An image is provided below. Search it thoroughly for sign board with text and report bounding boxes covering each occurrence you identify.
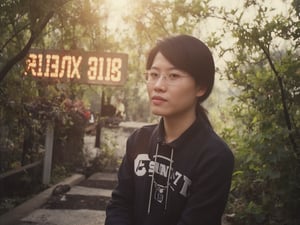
[24,49,128,86]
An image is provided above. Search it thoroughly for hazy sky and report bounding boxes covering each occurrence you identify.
[105,0,291,28]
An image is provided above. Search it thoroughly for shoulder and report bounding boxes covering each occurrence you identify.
[193,124,234,168]
[187,128,234,185]
[128,124,157,142]
[207,130,233,160]
[125,124,158,158]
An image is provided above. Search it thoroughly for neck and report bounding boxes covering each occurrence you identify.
[162,111,197,143]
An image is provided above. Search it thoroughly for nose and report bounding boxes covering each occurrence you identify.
[153,75,167,91]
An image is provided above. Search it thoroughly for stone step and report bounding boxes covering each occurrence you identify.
[43,194,110,210]
[78,179,117,190]
[16,172,117,225]
[68,186,112,197]
[40,172,117,211]
[88,172,117,182]
[20,209,105,225]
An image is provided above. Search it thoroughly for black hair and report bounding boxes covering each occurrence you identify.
[146,34,215,125]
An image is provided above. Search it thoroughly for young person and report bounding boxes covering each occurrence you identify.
[105,34,234,225]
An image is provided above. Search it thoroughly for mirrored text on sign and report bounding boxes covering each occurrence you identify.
[24,50,128,86]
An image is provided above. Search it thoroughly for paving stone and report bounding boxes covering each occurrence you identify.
[20,209,106,225]
[78,179,117,190]
[88,172,117,181]
[43,194,110,210]
[67,186,112,197]
[0,172,117,225]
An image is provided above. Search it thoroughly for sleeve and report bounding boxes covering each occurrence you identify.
[105,137,135,225]
[177,145,234,225]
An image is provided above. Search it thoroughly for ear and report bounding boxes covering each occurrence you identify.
[196,86,206,97]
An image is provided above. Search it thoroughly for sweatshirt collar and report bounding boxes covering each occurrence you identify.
[156,116,209,149]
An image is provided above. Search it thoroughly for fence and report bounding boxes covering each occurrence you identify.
[0,123,54,185]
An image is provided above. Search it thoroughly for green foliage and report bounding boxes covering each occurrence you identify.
[120,0,217,122]
[51,165,72,184]
[0,0,115,174]
[217,1,300,224]
[87,131,120,174]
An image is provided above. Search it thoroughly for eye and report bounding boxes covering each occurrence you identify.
[149,71,159,79]
[168,73,181,80]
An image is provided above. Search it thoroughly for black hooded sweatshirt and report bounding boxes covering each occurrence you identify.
[105,116,234,225]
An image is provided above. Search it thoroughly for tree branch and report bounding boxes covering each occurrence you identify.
[257,40,298,155]
[0,11,54,83]
[1,23,31,52]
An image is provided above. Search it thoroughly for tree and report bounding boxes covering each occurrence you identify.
[118,0,219,121]
[0,0,113,173]
[214,1,300,224]
[0,0,60,82]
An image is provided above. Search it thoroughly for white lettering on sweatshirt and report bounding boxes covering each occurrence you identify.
[134,153,192,197]
[134,154,150,176]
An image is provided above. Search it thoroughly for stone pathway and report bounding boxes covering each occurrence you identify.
[17,172,117,225]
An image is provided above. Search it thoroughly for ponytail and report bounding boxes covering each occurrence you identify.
[196,102,212,128]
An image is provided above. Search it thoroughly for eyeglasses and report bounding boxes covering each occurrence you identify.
[144,70,190,85]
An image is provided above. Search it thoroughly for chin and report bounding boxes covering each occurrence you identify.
[151,105,173,117]
[151,109,169,117]
[151,111,162,116]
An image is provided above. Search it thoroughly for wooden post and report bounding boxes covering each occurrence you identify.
[95,91,105,148]
[43,122,54,185]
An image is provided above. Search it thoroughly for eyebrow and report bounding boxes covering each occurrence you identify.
[150,66,179,71]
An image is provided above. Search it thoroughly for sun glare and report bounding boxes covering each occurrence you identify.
[105,0,130,30]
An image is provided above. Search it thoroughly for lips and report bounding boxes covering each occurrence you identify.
[151,96,167,105]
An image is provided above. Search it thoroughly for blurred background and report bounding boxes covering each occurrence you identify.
[0,0,299,224]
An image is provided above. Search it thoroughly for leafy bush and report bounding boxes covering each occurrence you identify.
[85,130,121,175]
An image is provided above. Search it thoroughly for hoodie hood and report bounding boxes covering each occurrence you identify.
[156,116,211,148]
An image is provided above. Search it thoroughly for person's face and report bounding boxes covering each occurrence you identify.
[146,52,205,119]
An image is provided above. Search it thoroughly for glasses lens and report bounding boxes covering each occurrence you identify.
[144,70,188,85]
